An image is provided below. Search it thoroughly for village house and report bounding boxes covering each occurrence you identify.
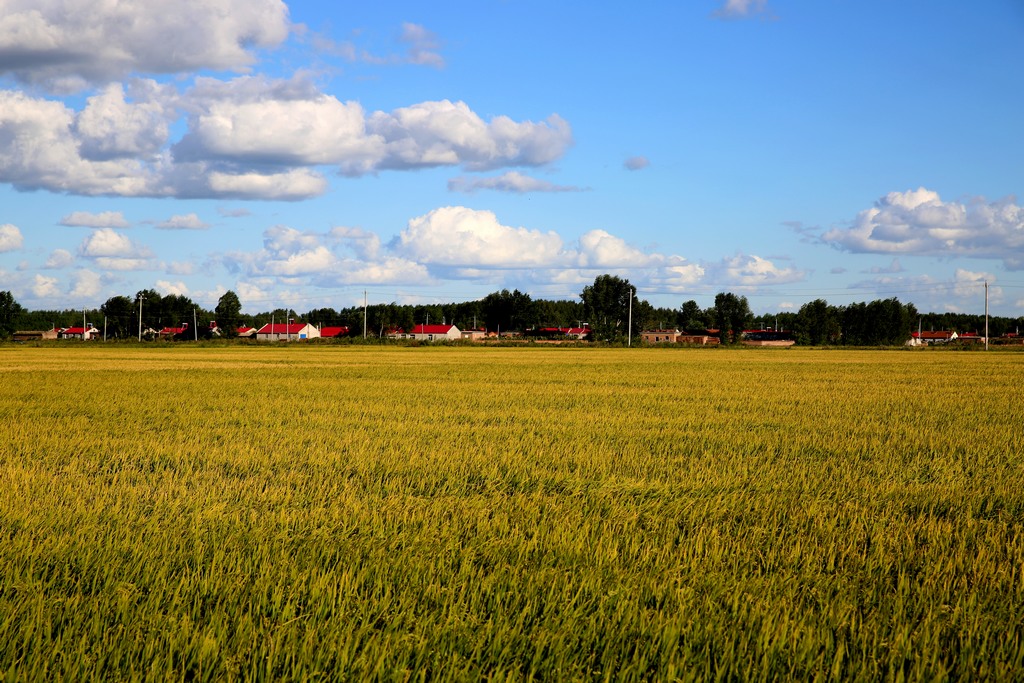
[158,322,190,339]
[406,323,461,342]
[58,324,100,340]
[12,328,59,342]
[909,330,958,346]
[255,322,321,341]
[318,326,350,339]
[641,329,682,344]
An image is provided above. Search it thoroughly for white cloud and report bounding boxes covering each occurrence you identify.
[315,257,431,286]
[32,274,60,298]
[953,268,1000,301]
[78,228,153,270]
[0,224,24,252]
[448,171,582,194]
[577,230,667,268]
[330,226,382,260]
[69,269,102,298]
[0,90,155,195]
[157,213,210,230]
[0,0,290,88]
[710,253,806,286]
[713,0,771,19]
[399,23,444,68]
[156,280,191,297]
[60,210,129,228]
[75,81,175,159]
[364,100,572,174]
[206,169,329,200]
[395,206,564,268]
[44,249,74,269]
[174,77,384,168]
[823,188,1024,268]
[166,261,196,275]
[0,75,573,199]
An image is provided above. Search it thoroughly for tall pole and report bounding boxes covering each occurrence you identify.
[138,297,143,341]
[985,281,989,351]
[83,308,86,341]
[363,290,367,339]
[628,287,633,347]
[193,308,198,341]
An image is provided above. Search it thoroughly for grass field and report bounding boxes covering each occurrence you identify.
[1,345,1022,681]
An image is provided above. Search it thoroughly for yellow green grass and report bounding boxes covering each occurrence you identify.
[1,346,1022,680]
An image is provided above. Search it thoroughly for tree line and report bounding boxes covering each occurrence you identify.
[2,275,1020,344]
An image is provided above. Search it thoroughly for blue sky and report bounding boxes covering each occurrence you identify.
[2,0,1023,316]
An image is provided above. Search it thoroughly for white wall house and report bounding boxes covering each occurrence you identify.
[255,322,321,341]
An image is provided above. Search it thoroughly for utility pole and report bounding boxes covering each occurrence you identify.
[193,308,198,341]
[138,296,143,341]
[363,290,367,339]
[985,281,989,351]
[627,287,634,347]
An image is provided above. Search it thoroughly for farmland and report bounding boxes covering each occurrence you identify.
[1,345,1022,680]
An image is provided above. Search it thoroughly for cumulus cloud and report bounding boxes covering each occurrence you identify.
[395,206,564,268]
[75,81,176,160]
[78,228,153,270]
[364,100,572,175]
[44,249,75,269]
[60,210,129,228]
[624,156,650,171]
[0,224,24,251]
[708,253,806,287]
[0,74,573,199]
[32,274,61,298]
[823,188,1024,268]
[157,213,210,230]
[330,226,382,260]
[0,90,157,195]
[448,171,583,194]
[0,0,290,89]
[69,269,102,298]
[156,280,191,297]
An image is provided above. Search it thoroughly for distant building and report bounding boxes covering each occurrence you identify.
[255,322,320,341]
[59,324,100,340]
[407,324,461,342]
[641,329,681,344]
[12,329,59,342]
[318,326,350,339]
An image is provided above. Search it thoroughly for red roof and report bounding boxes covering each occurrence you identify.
[237,326,254,333]
[256,323,308,334]
[410,324,456,334]
[159,325,188,335]
[62,327,90,334]
[319,326,349,338]
[913,331,955,340]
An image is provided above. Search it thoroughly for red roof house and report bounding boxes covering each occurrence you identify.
[255,322,320,341]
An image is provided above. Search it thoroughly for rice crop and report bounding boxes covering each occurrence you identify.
[1,345,1022,681]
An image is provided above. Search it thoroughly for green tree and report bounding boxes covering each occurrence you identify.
[0,290,24,336]
[678,300,706,332]
[713,292,752,344]
[481,289,535,333]
[100,296,135,339]
[215,291,243,338]
[580,275,638,342]
[796,299,841,346]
